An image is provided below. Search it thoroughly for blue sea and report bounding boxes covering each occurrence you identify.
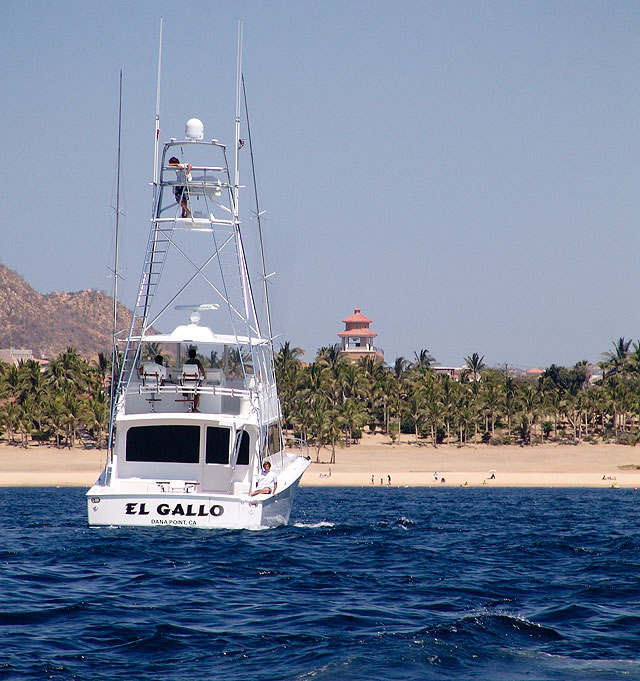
[2,487,640,680]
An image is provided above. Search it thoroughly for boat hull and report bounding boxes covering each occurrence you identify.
[86,475,303,530]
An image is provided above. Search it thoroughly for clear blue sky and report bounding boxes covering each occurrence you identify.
[2,1,639,369]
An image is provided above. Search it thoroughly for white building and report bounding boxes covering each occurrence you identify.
[0,348,34,365]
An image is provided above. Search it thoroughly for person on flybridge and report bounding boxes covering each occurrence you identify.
[139,355,167,385]
[183,347,206,412]
[169,156,192,217]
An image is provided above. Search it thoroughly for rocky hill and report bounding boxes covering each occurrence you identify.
[0,264,137,360]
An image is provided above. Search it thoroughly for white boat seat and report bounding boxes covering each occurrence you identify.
[181,365,201,386]
[141,362,165,387]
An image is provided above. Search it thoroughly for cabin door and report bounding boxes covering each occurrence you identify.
[201,425,233,493]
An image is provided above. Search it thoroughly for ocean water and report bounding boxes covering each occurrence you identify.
[1,487,640,680]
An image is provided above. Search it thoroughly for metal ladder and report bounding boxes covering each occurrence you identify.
[118,220,172,389]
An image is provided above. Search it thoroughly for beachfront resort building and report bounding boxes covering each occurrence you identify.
[0,348,33,366]
[432,366,466,381]
[338,308,384,364]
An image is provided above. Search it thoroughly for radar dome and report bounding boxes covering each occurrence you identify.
[185,118,204,141]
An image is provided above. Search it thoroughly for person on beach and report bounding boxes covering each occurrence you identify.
[169,156,192,217]
[371,475,374,484]
[250,461,278,496]
[387,475,391,486]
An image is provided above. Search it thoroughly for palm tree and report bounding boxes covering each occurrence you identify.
[0,401,19,445]
[407,384,425,443]
[16,398,34,448]
[423,392,444,447]
[374,368,396,435]
[518,384,539,444]
[412,349,435,369]
[600,337,633,378]
[438,374,457,443]
[80,393,108,448]
[503,374,518,439]
[315,344,344,373]
[60,386,81,448]
[275,341,304,383]
[392,357,410,380]
[455,391,473,445]
[625,342,640,375]
[309,394,331,462]
[340,397,368,447]
[339,363,361,403]
[542,388,562,441]
[464,352,486,382]
[481,375,503,440]
[276,342,305,431]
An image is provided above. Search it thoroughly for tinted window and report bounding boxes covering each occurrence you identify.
[206,427,230,464]
[126,425,200,463]
[268,423,282,455]
[236,430,250,465]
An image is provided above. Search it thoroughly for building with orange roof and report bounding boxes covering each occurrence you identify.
[337,308,384,364]
[525,367,545,376]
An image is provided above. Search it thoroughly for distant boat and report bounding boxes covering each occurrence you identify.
[87,37,310,529]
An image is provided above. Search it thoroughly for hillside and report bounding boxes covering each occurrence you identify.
[0,264,136,360]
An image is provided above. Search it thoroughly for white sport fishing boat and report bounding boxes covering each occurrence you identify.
[87,43,310,529]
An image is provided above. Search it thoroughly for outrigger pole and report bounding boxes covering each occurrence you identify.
[232,21,260,338]
[108,70,124,458]
[234,20,243,224]
[153,17,163,186]
[241,73,275,354]
[233,21,254,326]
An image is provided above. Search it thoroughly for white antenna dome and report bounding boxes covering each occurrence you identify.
[185,118,204,141]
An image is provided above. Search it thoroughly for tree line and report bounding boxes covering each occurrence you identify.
[276,337,640,462]
[0,348,109,448]
[1,338,639,453]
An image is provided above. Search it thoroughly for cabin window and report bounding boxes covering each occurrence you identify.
[205,427,230,464]
[236,430,250,465]
[126,425,200,463]
[267,423,282,456]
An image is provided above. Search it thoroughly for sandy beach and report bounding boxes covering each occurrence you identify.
[1,433,640,488]
[301,433,640,489]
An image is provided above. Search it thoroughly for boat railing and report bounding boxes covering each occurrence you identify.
[285,436,310,460]
[154,217,235,227]
[161,165,228,189]
[134,383,253,399]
